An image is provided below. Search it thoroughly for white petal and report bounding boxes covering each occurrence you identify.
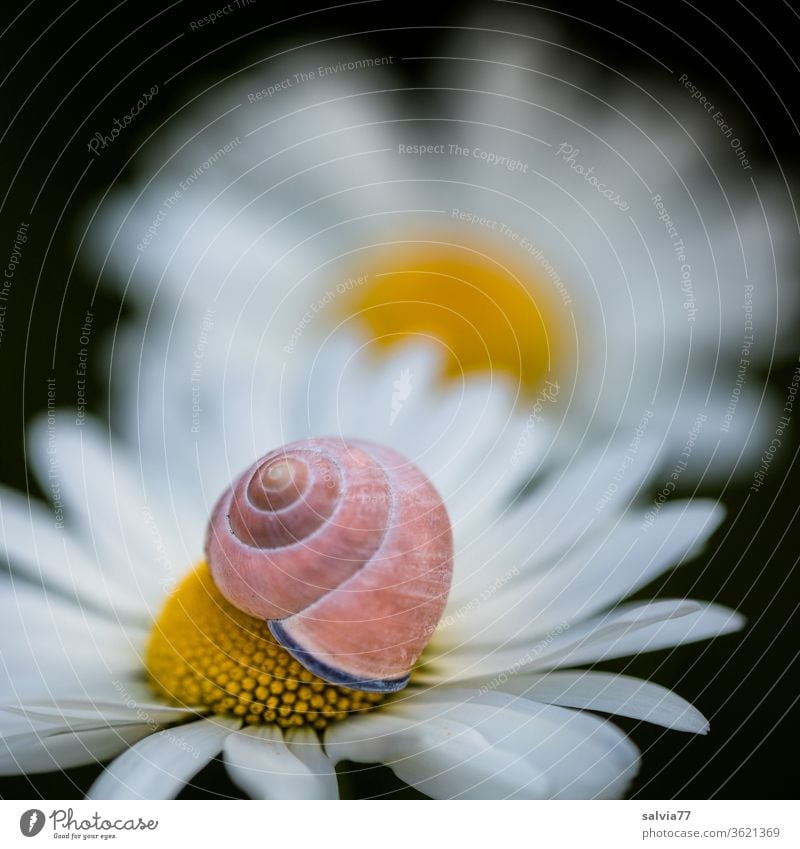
[532,600,745,670]
[0,721,154,775]
[224,725,339,799]
[496,671,709,733]
[311,340,444,452]
[87,51,411,319]
[0,487,145,620]
[87,717,239,799]
[295,335,532,517]
[2,698,193,728]
[445,437,662,612]
[669,384,781,486]
[424,599,743,684]
[326,688,638,799]
[297,338,533,523]
[328,711,545,799]
[0,572,144,704]
[443,500,724,650]
[110,320,285,551]
[27,415,179,613]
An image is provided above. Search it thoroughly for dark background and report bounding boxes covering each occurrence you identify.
[0,0,798,799]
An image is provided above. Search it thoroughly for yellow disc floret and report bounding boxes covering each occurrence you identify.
[339,238,570,396]
[146,563,386,729]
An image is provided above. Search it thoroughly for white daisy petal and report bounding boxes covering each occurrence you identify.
[674,383,781,485]
[108,322,221,515]
[87,717,239,800]
[0,486,145,620]
[284,726,340,795]
[328,710,546,799]
[1,699,193,728]
[326,689,639,799]
[532,600,745,670]
[109,319,290,549]
[496,671,709,734]
[287,332,381,439]
[0,573,144,704]
[443,16,594,145]
[0,721,154,775]
[425,600,743,684]
[445,501,724,648]
[0,694,195,779]
[26,415,179,613]
[223,725,339,799]
[90,53,412,328]
[295,336,533,518]
[445,437,663,609]
[440,394,540,501]
[317,341,446,452]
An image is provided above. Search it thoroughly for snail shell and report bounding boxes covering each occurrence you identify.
[204,437,454,692]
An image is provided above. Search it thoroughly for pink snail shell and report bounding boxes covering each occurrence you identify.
[204,437,454,692]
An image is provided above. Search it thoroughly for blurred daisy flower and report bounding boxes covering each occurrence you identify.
[85,19,797,482]
[0,326,743,799]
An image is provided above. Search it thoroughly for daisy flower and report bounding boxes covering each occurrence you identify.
[85,16,797,482]
[0,327,743,799]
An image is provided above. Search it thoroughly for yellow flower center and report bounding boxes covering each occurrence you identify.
[146,563,386,729]
[339,237,571,395]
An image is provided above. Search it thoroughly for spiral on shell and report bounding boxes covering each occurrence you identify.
[204,437,454,692]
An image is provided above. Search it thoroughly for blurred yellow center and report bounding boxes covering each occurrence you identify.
[146,563,386,730]
[341,240,568,394]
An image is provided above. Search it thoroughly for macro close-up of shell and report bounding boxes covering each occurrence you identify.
[206,438,454,691]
